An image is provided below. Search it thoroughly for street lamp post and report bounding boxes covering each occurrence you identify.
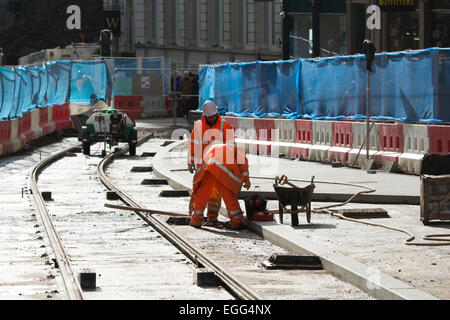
[362,40,376,161]
[281,0,290,60]
[312,0,320,58]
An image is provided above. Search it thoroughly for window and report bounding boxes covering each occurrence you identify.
[144,0,157,43]
[386,12,420,51]
[185,0,200,46]
[255,0,274,49]
[230,0,247,49]
[319,14,347,56]
[207,0,223,47]
[431,11,450,48]
[291,14,313,58]
[164,0,177,45]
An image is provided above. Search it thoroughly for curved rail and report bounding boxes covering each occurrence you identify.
[97,135,261,300]
[29,145,84,300]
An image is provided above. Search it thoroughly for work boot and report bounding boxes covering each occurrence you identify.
[203,216,219,227]
[190,221,202,229]
[224,221,246,231]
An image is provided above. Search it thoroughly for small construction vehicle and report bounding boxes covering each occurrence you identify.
[80,109,137,156]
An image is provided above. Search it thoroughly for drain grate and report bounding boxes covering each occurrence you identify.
[261,253,323,270]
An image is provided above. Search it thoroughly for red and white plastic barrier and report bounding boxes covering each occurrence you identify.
[274,118,295,157]
[398,124,428,173]
[428,125,450,154]
[9,118,24,153]
[328,121,353,164]
[291,119,313,160]
[220,116,450,174]
[0,120,11,155]
[19,112,34,143]
[236,117,257,154]
[114,96,144,120]
[254,118,276,156]
[309,120,332,162]
[373,123,404,165]
[52,103,72,130]
[39,107,56,136]
[1,102,72,156]
[348,121,379,167]
[30,109,43,140]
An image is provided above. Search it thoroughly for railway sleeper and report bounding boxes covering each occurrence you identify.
[261,253,323,270]
[193,267,221,288]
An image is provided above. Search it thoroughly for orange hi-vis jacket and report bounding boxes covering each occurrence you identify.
[193,143,250,195]
[187,115,234,169]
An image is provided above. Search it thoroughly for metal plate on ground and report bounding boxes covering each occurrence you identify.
[141,152,156,157]
[339,208,390,219]
[159,190,190,197]
[161,141,175,147]
[141,179,168,185]
[166,217,191,225]
[131,166,153,172]
[261,253,323,270]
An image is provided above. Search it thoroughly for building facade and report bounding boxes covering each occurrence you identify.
[106,0,284,68]
[285,0,450,58]
[106,0,449,65]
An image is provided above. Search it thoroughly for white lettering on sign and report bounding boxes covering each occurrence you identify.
[366,5,381,30]
[66,5,81,30]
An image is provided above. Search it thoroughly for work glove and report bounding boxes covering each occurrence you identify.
[188,164,196,174]
[243,180,251,190]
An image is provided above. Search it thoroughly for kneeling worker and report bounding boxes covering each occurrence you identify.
[190,142,251,230]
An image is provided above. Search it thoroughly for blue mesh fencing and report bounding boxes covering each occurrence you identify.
[105,57,171,96]
[199,48,450,123]
[0,60,112,120]
[0,68,16,119]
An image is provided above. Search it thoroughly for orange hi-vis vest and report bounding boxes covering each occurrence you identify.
[193,143,249,195]
[187,115,234,169]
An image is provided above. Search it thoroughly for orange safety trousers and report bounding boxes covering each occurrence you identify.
[191,171,243,227]
[188,187,221,219]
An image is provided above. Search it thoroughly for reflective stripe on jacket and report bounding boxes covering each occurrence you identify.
[193,143,249,194]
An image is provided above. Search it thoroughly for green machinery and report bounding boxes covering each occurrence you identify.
[80,109,138,156]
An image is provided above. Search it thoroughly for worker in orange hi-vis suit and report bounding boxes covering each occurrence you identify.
[187,101,235,226]
[190,142,251,230]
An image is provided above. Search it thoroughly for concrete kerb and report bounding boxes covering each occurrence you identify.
[152,140,438,301]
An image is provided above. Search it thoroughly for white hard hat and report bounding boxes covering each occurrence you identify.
[202,101,218,117]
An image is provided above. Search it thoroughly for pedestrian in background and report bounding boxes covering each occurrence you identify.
[179,71,193,117]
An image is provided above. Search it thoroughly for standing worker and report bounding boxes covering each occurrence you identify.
[187,100,235,226]
[179,71,193,117]
[190,142,251,230]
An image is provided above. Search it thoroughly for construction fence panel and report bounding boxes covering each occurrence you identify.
[107,57,172,119]
[199,48,450,123]
[0,60,112,121]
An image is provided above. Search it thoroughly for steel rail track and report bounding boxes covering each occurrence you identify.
[29,145,84,300]
[97,134,261,300]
